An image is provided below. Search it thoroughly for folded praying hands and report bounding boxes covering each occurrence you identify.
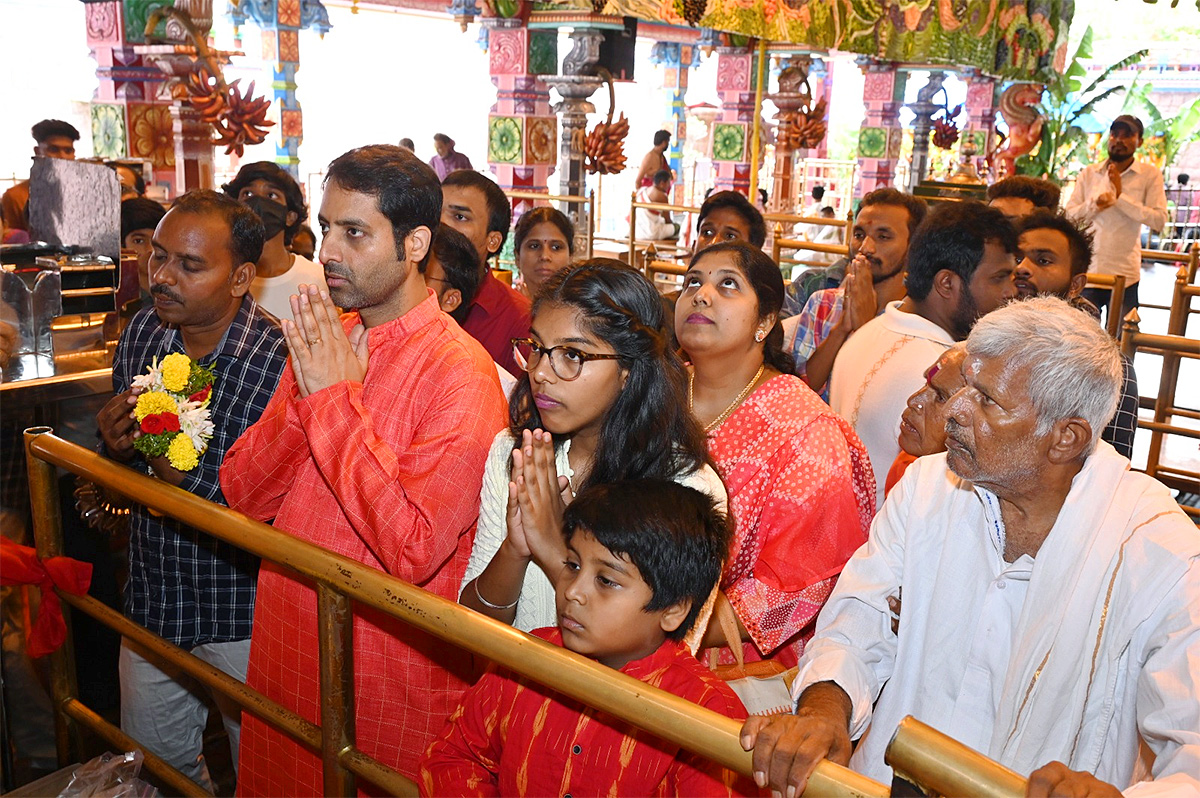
[282,284,368,398]
[506,429,573,580]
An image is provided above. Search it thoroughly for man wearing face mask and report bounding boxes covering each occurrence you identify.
[223,162,326,320]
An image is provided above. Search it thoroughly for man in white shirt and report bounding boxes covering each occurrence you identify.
[1065,115,1168,321]
[223,161,327,320]
[742,297,1200,798]
[829,201,1017,506]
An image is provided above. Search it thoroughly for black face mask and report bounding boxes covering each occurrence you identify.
[243,195,289,241]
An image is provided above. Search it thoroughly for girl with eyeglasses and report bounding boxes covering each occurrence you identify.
[460,259,727,634]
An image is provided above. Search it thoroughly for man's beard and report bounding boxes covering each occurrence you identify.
[949,287,980,341]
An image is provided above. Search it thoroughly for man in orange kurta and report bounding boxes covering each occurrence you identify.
[220,145,506,794]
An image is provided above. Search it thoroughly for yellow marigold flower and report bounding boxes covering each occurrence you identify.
[167,434,200,472]
[161,353,192,392]
[135,391,177,422]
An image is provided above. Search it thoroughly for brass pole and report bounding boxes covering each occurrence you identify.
[24,431,886,798]
[1120,309,1141,361]
[23,427,79,767]
[318,585,356,798]
[885,716,1025,798]
[61,698,209,797]
[588,188,596,258]
[748,38,767,200]
[60,591,322,750]
[340,746,420,798]
[628,191,637,267]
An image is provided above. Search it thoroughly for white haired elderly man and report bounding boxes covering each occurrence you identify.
[741,296,1200,798]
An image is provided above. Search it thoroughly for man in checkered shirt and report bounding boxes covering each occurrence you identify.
[96,190,287,791]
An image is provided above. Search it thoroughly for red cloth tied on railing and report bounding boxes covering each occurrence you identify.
[0,537,92,657]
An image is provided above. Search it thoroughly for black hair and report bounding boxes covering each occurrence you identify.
[1019,209,1094,278]
[292,223,316,246]
[653,130,671,147]
[811,185,825,201]
[688,242,795,374]
[858,187,928,238]
[513,207,575,255]
[653,169,673,186]
[441,169,512,252]
[324,144,442,268]
[433,133,453,145]
[31,119,80,144]
[430,224,484,323]
[986,175,1062,212]
[819,205,836,216]
[108,162,146,196]
[509,259,709,489]
[563,480,730,641]
[905,201,1019,302]
[399,138,415,151]
[696,191,767,248]
[222,161,308,245]
[169,189,265,267]
[121,197,166,241]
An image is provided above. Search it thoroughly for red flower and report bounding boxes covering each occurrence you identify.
[141,413,180,435]
[188,385,211,403]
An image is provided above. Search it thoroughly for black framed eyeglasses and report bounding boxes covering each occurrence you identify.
[511,337,621,381]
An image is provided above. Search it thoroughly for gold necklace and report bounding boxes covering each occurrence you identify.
[689,363,766,433]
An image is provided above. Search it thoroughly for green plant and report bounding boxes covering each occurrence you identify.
[1017,26,1148,183]
[1119,76,1200,173]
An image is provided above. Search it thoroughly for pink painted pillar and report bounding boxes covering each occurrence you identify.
[486,24,558,220]
[85,0,176,196]
[962,69,999,178]
[854,57,907,198]
[712,47,755,195]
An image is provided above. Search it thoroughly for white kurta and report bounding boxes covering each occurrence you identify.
[1064,160,1167,285]
[793,445,1200,796]
[463,430,728,633]
[828,301,954,507]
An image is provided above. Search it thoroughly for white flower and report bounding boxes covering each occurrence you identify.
[132,357,164,392]
[177,402,215,452]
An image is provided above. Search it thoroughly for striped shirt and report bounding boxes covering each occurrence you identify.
[111,295,286,648]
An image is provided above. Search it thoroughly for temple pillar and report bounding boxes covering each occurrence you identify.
[712,46,755,195]
[808,56,832,160]
[230,1,332,178]
[906,71,946,190]
[962,69,999,179]
[854,57,907,198]
[485,22,558,220]
[648,41,699,202]
[85,1,175,195]
[769,54,813,214]
[545,27,604,250]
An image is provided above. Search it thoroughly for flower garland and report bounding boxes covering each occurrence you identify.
[131,353,216,472]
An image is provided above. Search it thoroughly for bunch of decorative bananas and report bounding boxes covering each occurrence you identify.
[778,97,828,150]
[582,113,629,175]
[185,66,275,156]
[931,104,962,150]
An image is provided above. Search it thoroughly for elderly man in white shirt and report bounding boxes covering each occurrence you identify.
[1065,115,1168,320]
[742,297,1200,798]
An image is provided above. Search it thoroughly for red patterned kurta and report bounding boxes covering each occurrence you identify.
[419,628,756,797]
[709,375,875,668]
[220,294,507,795]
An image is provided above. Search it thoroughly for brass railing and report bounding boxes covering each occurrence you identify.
[1119,316,1200,517]
[773,236,852,269]
[885,716,1025,798]
[503,189,595,259]
[23,429,888,798]
[1083,273,1127,338]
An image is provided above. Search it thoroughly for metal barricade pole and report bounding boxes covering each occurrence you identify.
[23,427,79,768]
[317,585,357,798]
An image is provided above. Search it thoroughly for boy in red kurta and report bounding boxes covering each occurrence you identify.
[220,146,507,794]
[420,480,755,797]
